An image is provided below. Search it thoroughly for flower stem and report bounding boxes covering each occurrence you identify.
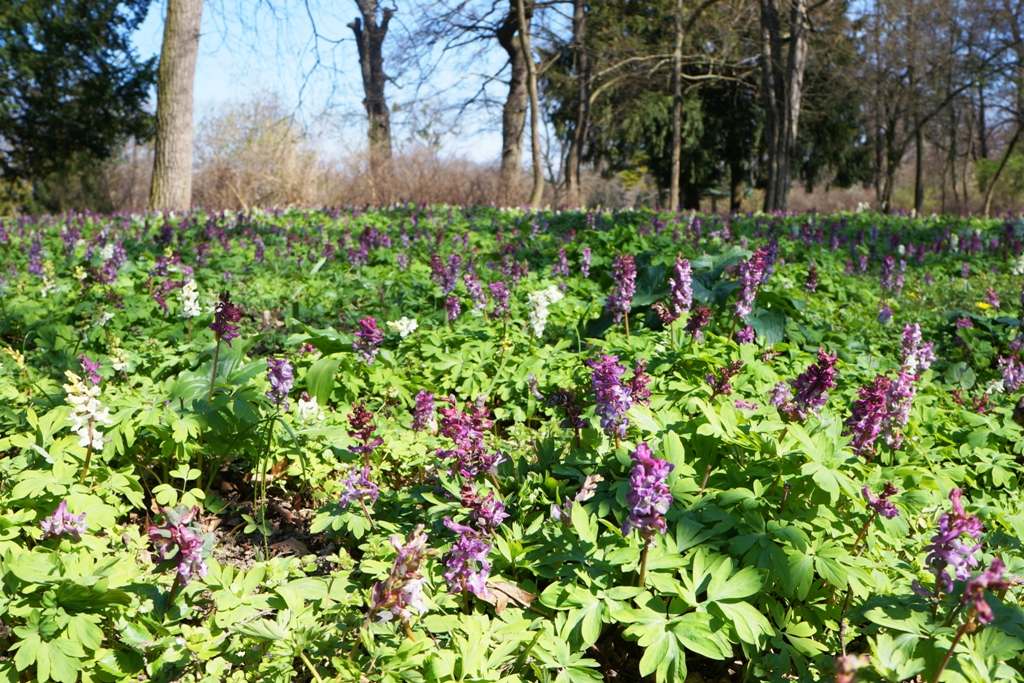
[699,464,712,494]
[850,511,877,557]
[403,621,417,642]
[359,498,377,530]
[207,337,221,405]
[298,650,324,683]
[931,622,969,683]
[624,313,630,339]
[164,572,182,619]
[78,435,93,486]
[637,536,652,587]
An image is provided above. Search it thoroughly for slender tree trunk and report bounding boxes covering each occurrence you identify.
[978,82,989,160]
[349,0,393,197]
[984,124,1021,217]
[730,157,743,212]
[149,0,203,211]
[497,2,532,205]
[669,0,683,211]
[516,0,543,208]
[758,0,808,212]
[914,125,924,213]
[564,0,589,207]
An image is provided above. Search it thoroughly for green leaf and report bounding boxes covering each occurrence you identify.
[305,357,340,407]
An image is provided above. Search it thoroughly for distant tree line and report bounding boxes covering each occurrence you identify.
[1,0,1022,214]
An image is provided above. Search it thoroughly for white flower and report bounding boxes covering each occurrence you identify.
[296,394,325,424]
[100,244,115,261]
[94,311,115,328]
[985,379,1005,395]
[527,285,564,338]
[897,244,906,256]
[387,317,418,338]
[179,280,201,319]
[63,371,112,451]
[950,234,960,252]
[1011,255,1024,276]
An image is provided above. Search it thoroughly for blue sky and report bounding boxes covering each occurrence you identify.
[131,0,507,163]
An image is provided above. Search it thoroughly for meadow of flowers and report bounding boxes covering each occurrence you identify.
[0,207,1023,683]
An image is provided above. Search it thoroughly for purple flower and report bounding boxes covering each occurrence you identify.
[805,262,819,293]
[488,282,510,318]
[668,255,693,317]
[845,375,890,457]
[78,354,101,386]
[347,402,383,459]
[338,465,379,509]
[552,248,570,278]
[265,358,293,410]
[894,259,906,296]
[622,443,674,537]
[925,272,934,286]
[209,292,243,346]
[437,398,505,478]
[580,247,592,278]
[429,253,459,294]
[862,483,899,519]
[369,525,432,623]
[445,295,461,324]
[999,356,1024,392]
[901,323,936,374]
[547,388,589,431]
[883,371,916,449]
[737,325,756,344]
[585,354,632,439]
[786,348,838,419]
[684,304,712,341]
[964,559,1009,625]
[706,360,744,400]
[879,255,895,292]
[605,254,637,324]
[735,248,768,318]
[924,488,983,593]
[461,484,508,534]
[412,390,436,432]
[769,381,793,409]
[551,474,603,526]
[463,272,488,313]
[442,517,491,597]
[962,262,970,279]
[878,302,893,325]
[148,505,210,584]
[396,252,408,271]
[734,400,758,411]
[956,317,973,329]
[353,317,384,365]
[40,500,87,541]
[986,287,1001,309]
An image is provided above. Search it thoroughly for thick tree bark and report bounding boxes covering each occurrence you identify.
[497,2,532,205]
[349,0,393,190]
[149,0,203,211]
[564,0,589,207]
[515,0,543,208]
[669,0,683,211]
[758,0,808,212]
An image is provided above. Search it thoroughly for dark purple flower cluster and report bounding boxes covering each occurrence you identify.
[580,247,592,278]
[777,348,838,421]
[585,355,633,439]
[805,261,819,293]
[430,253,460,294]
[369,525,432,624]
[339,465,379,509]
[552,248,570,278]
[862,483,899,519]
[706,360,744,400]
[735,249,768,318]
[78,354,102,385]
[877,302,893,324]
[924,489,983,594]
[488,282,510,318]
[964,558,1009,624]
[209,292,243,346]
[668,255,693,318]
[684,304,712,341]
[986,287,1001,308]
[956,316,973,329]
[411,390,436,432]
[40,500,87,541]
[547,387,589,431]
[460,483,508,534]
[442,518,491,597]
[879,255,895,292]
[437,398,505,478]
[353,317,384,365]
[347,401,383,459]
[463,272,488,313]
[265,358,293,410]
[605,254,637,324]
[622,443,674,537]
[445,295,461,324]
[148,505,210,584]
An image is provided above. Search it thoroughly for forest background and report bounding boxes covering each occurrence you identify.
[2,0,1024,215]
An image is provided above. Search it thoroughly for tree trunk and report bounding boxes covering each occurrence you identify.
[914,125,924,213]
[984,124,1021,217]
[758,0,808,213]
[564,0,589,208]
[349,0,393,194]
[978,82,988,160]
[730,156,743,212]
[516,0,543,208]
[149,0,203,211]
[669,0,683,211]
[497,2,532,205]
